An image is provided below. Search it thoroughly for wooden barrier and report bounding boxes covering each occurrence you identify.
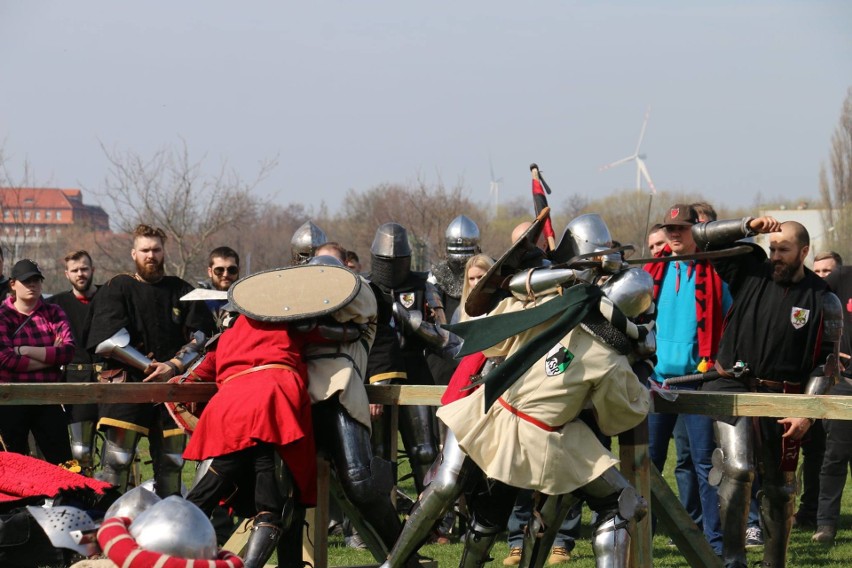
[2,382,849,568]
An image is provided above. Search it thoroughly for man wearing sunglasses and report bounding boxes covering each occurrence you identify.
[207,247,240,291]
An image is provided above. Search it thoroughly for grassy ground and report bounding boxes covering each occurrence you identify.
[134,436,852,567]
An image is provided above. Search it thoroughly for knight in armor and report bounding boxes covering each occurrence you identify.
[84,224,215,497]
[47,250,101,476]
[692,217,841,568]
[280,244,409,564]
[290,220,328,265]
[381,214,656,568]
[366,222,443,494]
[426,214,481,388]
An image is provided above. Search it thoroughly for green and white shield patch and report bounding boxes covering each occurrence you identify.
[545,343,574,376]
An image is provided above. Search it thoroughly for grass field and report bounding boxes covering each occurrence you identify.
[135,435,852,567]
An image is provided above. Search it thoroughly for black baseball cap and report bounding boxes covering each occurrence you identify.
[11,259,44,281]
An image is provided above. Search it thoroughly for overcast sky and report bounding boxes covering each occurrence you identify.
[1,1,850,216]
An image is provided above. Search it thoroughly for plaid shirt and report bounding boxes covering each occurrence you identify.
[0,296,75,383]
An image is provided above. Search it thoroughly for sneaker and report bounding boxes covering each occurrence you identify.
[812,525,837,544]
[502,546,522,566]
[745,526,763,548]
[345,533,368,549]
[547,546,571,565]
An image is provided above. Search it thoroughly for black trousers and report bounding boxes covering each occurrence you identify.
[817,380,852,527]
[0,405,71,465]
[187,443,285,518]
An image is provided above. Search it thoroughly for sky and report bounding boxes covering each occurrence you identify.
[1,1,850,217]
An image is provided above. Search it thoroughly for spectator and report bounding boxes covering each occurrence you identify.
[813,251,842,279]
[812,261,852,544]
[644,204,728,555]
[0,259,75,464]
[47,250,100,475]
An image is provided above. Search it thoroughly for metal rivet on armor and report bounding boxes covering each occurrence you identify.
[283,306,290,311]
[323,299,329,304]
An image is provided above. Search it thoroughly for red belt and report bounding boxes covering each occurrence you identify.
[498,397,562,432]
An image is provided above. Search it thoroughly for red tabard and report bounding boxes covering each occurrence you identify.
[183,316,317,505]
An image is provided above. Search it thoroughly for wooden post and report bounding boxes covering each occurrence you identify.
[649,465,723,568]
[619,419,652,568]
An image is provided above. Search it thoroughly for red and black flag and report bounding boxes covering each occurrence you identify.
[530,163,556,251]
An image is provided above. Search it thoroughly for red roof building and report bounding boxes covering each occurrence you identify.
[0,187,110,240]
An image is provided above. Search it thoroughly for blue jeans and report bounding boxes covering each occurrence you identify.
[506,489,579,550]
[649,407,722,554]
[673,415,702,526]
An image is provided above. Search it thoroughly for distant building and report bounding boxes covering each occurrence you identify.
[0,187,110,242]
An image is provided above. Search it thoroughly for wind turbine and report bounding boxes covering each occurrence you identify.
[489,155,503,217]
[600,106,657,194]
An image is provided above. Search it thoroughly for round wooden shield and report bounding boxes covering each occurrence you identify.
[228,264,360,321]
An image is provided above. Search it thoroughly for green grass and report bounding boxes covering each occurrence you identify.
[133,437,852,567]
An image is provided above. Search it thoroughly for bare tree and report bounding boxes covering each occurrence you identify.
[820,88,852,260]
[97,140,274,279]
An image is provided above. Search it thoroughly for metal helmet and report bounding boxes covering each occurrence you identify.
[552,213,621,273]
[290,221,328,265]
[308,254,345,267]
[370,222,412,289]
[129,495,218,560]
[445,215,481,262]
[27,505,99,557]
[104,484,161,521]
[599,268,654,318]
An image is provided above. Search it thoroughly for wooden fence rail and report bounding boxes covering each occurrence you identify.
[2,382,850,568]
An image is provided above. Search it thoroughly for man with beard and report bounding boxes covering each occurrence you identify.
[204,246,240,330]
[47,250,100,475]
[85,224,214,497]
[693,218,841,568]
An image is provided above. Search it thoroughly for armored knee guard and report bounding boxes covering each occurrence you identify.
[519,493,580,568]
[99,427,140,493]
[399,405,438,493]
[579,467,647,568]
[711,418,754,567]
[382,430,475,568]
[153,433,186,497]
[69,420,96,475]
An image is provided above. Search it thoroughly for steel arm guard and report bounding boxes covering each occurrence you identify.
[392,302,449,348]
[168,330,208,373]
[692,217,756,251]
[508,268,586,301]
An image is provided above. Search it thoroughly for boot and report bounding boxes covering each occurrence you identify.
[812,525,836,544]
[243,512,282,568]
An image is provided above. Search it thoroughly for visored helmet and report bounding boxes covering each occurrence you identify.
[552,213,621,272]
[445,215,481,261]
[370,223,412,289]
[290,221,328,265]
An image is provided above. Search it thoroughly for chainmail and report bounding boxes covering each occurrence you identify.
[429,259,465,299]
[581,311,632,355]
